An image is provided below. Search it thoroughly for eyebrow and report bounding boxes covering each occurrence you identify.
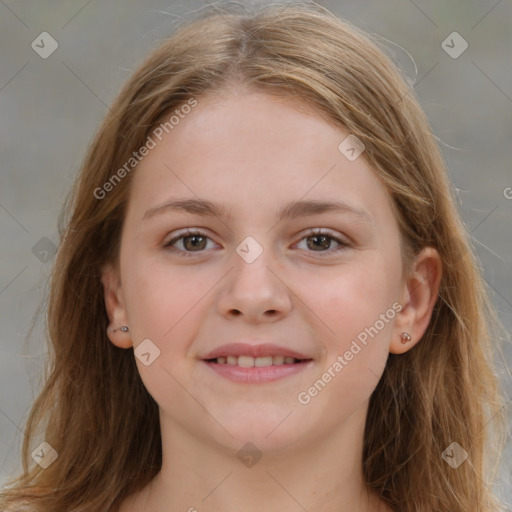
[143,198,373,224]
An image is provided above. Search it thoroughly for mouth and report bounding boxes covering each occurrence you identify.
[199,342,314,383]
[204,355,312,367]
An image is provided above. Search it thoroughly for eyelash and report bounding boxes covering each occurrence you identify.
[163,228,350,258]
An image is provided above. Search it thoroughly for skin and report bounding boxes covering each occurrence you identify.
[102,89,441,512]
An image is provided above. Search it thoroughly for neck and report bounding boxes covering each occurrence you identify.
[135,401,389,512]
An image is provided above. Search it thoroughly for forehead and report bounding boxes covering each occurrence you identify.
[127,91,394,225]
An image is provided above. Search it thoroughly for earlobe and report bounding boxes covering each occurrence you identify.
[101,263,132,349]
[390,247,442,354]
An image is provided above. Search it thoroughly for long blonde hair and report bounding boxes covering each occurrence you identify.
[1,2,508,511]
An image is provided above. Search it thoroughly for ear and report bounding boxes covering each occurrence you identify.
[390,247,442,354]
[101,262,132,349]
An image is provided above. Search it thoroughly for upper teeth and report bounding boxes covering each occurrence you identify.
[214,355,299,367]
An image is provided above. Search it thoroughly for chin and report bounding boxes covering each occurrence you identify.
[213,412,306,453]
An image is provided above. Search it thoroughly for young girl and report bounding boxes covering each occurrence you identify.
[1,2,508,511]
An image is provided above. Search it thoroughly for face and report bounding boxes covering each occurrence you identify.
[104,90,409,453]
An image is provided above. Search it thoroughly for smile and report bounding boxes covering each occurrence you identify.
[202,357,314,383]
[206,355,306,367]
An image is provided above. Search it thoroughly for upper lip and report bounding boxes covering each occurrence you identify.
[200,342,313,360]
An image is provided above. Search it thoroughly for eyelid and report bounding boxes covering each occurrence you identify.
[300,227,350,242]
[163,228,218,254]
[163,228,210,245]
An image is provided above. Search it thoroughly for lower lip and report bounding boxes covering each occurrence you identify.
[201,360,314,383]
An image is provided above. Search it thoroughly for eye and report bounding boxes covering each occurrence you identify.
[163,229,217,257]
[295,228,350,255]
[163,228,350,258]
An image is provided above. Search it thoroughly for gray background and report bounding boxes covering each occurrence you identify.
[1,0,511,506]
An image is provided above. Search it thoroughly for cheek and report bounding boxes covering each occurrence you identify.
[121,253,219,348]
[311,259,399,338]
[303,256,400,396]
[120,256,209,405]
[295,276,397,419]
[124,266,179,338]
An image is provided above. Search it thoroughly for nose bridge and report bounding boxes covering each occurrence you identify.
[232,234,279,296]
[217,234,292,320]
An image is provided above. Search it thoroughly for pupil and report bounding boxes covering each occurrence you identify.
[185,235,206,251]
[308,235,330,251]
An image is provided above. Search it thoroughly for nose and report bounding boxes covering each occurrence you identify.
[216,244,292,323]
